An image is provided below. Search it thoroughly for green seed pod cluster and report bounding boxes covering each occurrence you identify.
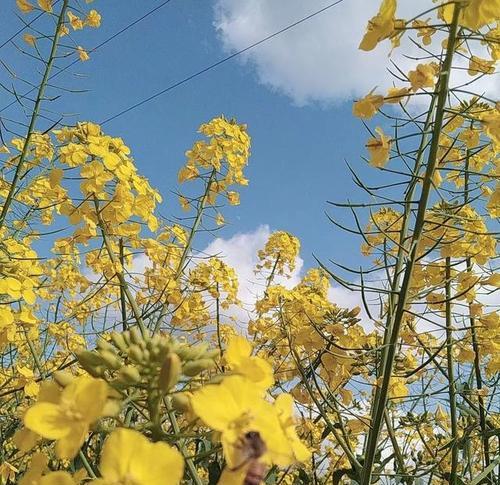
[75,327,219,394]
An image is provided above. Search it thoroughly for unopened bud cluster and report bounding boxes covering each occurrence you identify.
[76,327,218,395]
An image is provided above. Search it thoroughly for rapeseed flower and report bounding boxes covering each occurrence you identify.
[24,376,108,459]
[91,428,184,485]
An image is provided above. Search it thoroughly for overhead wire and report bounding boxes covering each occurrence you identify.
[0,0,175,113]
[100,0,345,125]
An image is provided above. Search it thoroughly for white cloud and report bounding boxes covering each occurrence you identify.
[213,0,499,105]
[201,225,372,330]
[201,225,302,326]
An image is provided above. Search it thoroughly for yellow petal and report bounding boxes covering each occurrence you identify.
[24,403,70,439]
[38,0,52,12]
[225,335,252,366]
[55,423,87,459]
[129,436,184,485]
[17,0,34,13]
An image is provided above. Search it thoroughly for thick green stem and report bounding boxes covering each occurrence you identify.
[445,257,458,484]
[361,6,462,483]
[119,238,128,331]
[0,0,69,229]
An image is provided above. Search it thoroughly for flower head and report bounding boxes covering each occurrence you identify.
[366,127,391,167]
[24,376,108,459]
[91,428,184,485]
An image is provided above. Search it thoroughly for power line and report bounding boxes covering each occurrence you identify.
[101,0,344,125]
[0,0,174,113]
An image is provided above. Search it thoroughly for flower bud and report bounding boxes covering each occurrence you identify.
[183,358,215,376]
[159,353,182,394]
[129,326,144,345]
[76,350,105,376]
[128,344,144,363]
[99,350,122,370]
[110,332,128,352]
[171,393,190,412]
[53,371,74,388]
[116,365,141,384]
[96,337,115,353]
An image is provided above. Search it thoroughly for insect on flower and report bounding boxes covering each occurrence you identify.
[231,431,268,485]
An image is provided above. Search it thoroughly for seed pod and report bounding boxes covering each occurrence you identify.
[128,344,144,363]
[110,332,128,352]
[116,365,141,384]
[99,350,122,370]
[171,393,190,412]
[53,371,74,388]
[159,353,182,394]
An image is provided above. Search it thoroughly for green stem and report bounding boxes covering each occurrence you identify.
[119,238,128,331]
[0,0,69,229]
[464,150,491,480]
[165,399,204,485]
[445,257,458,484]
[361,5,462,483]
[93,197,146,335]
[79,450,97,479]
[153,169,216,334]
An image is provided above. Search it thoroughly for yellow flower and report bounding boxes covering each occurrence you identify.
[224,335,274,390]
[23,33,36,46]
[366,127,391,167]
[215,212,225,225]
[468,55,495,76]
[352,92,384,119]
[440,0,500,30]
[67,11,84,30]
[273,394,311,462]
[191,376,301,468]
[38,0,52,12]
[59,143,88,166]
[24,376,108,459]
[384,86,409,104]
[17,0,34,13]
[91,428,184,485]
[40,472,76,485]
[19,452,47,485]
[85,9,101,28]
[387,376,408,402]
[227,191,240,205]
[408,63,437,91]
[0,307,14,328]
[359,0,397,51]
[480,108,499,147]
[178,164,199,183]
[77,47,90,62]
[20,453,76,485]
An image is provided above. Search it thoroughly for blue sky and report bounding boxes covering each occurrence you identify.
[0,0,393,275]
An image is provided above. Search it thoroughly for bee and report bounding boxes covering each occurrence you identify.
[231,431,267,485]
